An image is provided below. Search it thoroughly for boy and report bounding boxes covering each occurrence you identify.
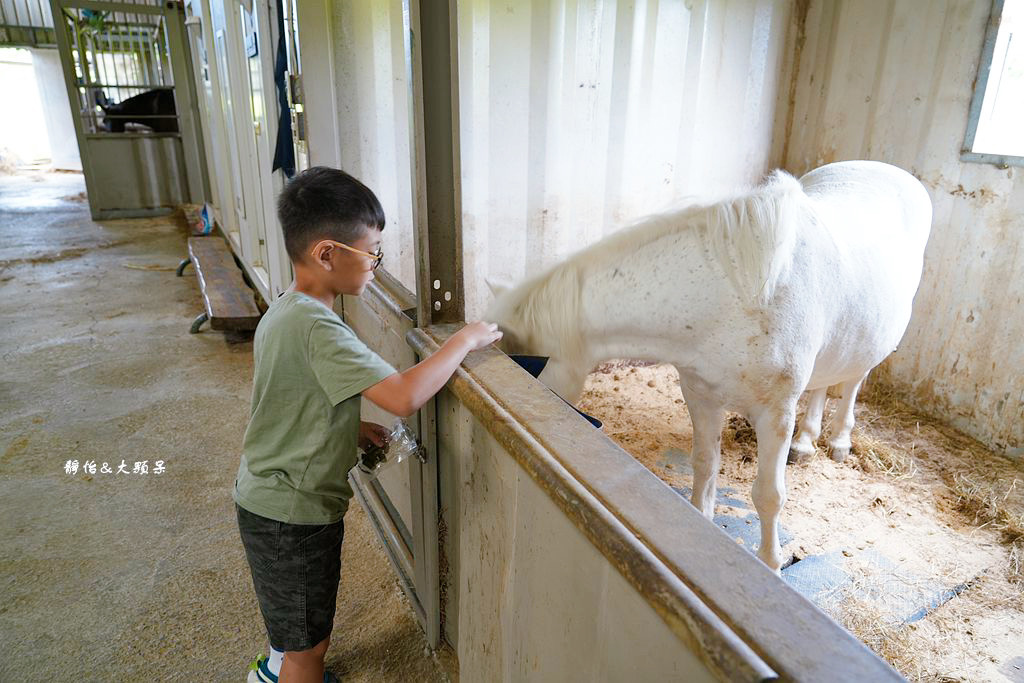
[234,167,501,683]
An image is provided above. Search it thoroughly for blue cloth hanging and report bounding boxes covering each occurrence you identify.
[271,0,295,178]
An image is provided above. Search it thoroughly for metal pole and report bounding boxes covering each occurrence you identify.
[408,0,464,327]
[97,29,109,101]
[129,15,142,87]
[132,16,144,90]
[159,16,170,84]
[74,11,95,128]
[121,23,132,96]
[143,13,155,83]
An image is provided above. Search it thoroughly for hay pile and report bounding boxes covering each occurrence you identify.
[858,379,1024,587]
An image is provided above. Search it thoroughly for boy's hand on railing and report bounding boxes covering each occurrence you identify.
[453,321,503,352]
[358,421,390,450]
[363,323,502,418]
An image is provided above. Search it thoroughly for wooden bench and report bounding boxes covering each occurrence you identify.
[177,236,261,334]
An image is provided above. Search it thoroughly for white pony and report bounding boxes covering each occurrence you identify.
[486,160,932,571]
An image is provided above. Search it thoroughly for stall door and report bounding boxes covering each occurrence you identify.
[51,0,207,219]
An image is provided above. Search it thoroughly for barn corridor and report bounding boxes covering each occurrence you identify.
[0,170,452,681]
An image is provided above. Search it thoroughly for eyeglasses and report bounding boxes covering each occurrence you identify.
[314,240,384,271]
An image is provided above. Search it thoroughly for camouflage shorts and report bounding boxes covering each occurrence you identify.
[235,502,344,652]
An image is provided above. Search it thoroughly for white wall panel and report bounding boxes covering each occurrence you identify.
[456,0,793,319]
[779,0,1023,452]
[30,49,80,170]
[0,48,50,163]
[329,0,418,294]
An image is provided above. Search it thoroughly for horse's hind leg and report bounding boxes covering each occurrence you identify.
[681,391,724,520]
[827,373,868,462]
[788,387,827,464]
[750,403,798,571]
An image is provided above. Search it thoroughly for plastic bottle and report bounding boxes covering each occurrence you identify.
[356,419,422,479]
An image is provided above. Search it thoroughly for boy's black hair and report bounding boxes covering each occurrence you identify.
[277,166,386,263]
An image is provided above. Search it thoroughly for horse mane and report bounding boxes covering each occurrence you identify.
[697,170,806,305]
[488,170,809,353]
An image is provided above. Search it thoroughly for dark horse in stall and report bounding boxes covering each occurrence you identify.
[95,89,178,133]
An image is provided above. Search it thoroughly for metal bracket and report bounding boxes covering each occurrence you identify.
[190,311,208,333]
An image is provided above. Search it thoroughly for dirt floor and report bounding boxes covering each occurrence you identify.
[0,171,456,681]
[578,362,1024,682]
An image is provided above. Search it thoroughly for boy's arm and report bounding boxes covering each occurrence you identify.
[362,322,501,417]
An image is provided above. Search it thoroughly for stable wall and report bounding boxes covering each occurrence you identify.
[776,0,1023,452]
[29,48,81,171]
[0,48,48,165]
[323,0,419,294]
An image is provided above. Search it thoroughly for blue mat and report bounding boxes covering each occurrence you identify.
[672,486,796,550]
[1000,656,1024,682]
[664,446,969,623]
[781,551,851,600]
[780,549,972,624]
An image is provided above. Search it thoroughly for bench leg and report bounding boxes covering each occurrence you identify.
[176,257,192,277]
[190,312,209,334]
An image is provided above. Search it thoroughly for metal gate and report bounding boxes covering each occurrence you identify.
[50,0,207,219]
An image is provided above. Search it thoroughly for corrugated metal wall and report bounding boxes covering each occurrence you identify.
[329,0,419,294]
[0,0,52,28]
[778,0,1023,452]
[456,0,793,319]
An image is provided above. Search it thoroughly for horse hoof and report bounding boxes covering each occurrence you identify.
[787,448,811,465]
[829,446,850,463]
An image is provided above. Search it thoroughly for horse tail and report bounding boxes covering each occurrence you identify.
[699,170,807,307]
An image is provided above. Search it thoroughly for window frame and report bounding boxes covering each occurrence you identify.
[962,0,1024,167]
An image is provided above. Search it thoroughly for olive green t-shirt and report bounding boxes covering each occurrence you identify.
[232,290,396,524]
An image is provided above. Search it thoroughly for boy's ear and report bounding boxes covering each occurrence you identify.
[485,277,512,297]
[309,241,333,271]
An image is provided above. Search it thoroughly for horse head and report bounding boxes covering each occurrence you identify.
[485,276,589,403]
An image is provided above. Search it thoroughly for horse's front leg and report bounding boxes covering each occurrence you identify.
[751,403,798,571]
[826,373,867,462]
[681,391,724,520]
[788,387,827,464]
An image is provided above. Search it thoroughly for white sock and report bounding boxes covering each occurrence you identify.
[268,643,284,676]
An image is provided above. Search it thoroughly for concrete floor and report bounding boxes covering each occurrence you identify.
[0,171,453,681]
